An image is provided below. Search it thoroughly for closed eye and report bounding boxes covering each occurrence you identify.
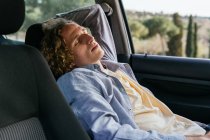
[73,39,79,47]
[82,28,88,34]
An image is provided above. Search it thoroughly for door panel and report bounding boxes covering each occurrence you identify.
[98,0,210,124]
[131,54,210,123]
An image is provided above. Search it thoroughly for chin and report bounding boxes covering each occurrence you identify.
[100,49,105,58]
[94,49,104,61]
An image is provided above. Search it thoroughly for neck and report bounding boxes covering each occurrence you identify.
[95,60,105,71]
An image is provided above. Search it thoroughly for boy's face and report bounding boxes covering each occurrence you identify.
[60,22,104,67]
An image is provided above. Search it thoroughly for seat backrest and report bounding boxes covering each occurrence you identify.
[26,3,118,62]
[0,0,90,139]
[25,23,44,51]
[0,35,24,45]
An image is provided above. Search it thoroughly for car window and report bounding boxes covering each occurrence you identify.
[6,0,94,42]
[122,0,210,59]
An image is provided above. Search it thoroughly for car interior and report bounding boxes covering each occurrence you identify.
[94,0,210,125]
[0,0,90,139]
[25,0,210,125]
[0,0,210,139]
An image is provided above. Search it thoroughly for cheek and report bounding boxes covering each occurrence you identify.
[99,48,104,57]
[95,47,104,59]
[73,49,88,65]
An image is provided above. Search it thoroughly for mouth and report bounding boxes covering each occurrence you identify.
[91,44,99,52]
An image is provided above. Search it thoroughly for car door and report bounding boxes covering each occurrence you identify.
[96,0,210,124]
[131,54,210,124]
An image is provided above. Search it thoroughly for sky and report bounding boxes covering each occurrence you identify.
[122,0,210,17]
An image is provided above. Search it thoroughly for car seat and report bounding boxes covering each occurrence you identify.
[25,4,117,62]
[0,0,90,139]
[0,35,24,45]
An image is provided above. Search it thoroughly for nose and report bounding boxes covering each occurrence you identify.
[78,34,94,45]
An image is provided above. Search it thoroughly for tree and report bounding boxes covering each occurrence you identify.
[143,16,179,54]
[167,13,183,56]
[193,22,198,57]
[143,16,168,37]
[128,20,149,39]
[173,13,183,27]
[208,29,210,58]
[167,33,183,56]
[186,15,194,57]
[22,0,94,31]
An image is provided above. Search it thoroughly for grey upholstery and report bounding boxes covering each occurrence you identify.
[25,4,118,62]
[25,23,44,51]
[0,0,90,139]
[0,0,24,34]
[0,118,46,140]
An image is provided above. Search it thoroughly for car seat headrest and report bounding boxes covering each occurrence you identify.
[0,0,25,34]
[25,23,44,50]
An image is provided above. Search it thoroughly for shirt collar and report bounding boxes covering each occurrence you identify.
[78,60,123,72]
[101,60,122,72]
[80,64,101,71]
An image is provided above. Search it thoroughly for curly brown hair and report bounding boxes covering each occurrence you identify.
[41,18,76,79]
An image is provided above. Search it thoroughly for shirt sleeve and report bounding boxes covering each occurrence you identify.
[56,4,117,62]
[57,71,186,140]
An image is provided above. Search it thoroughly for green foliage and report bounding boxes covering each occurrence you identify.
[173,13,183,28]
[208,29,210,58]
[167,24,180,38]
[193,22,198,57]
[126,10,209,57]
[128,20,149,39]
[186,15,194,57]
[167,33,183,56]
[21,0,94,31]
[167,13,183,56]
[143,16,179,39]
[143,16,179,54]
